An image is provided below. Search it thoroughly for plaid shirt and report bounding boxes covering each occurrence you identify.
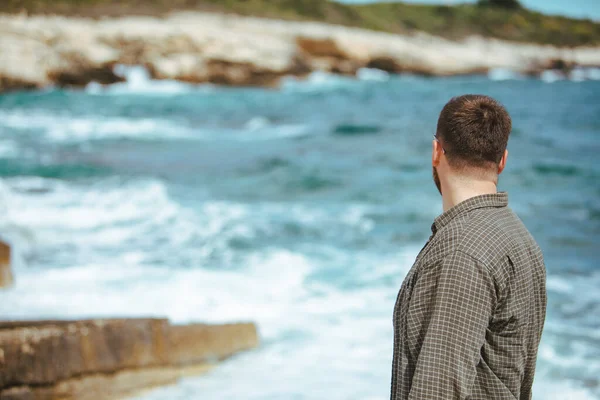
[391,193,547,400]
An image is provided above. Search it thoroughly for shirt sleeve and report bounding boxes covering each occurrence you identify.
[408,250,497,400]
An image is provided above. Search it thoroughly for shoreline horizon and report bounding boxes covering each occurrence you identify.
[1,11,600,93]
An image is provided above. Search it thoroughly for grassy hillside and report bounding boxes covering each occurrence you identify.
[2,0,599,46]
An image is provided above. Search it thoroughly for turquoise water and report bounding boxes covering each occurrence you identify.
[0,69,599,399]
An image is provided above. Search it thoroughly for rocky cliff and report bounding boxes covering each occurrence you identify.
[1,11,599,92]
[0,319,259,400]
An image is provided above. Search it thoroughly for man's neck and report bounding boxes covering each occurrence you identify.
[441,177,498,212]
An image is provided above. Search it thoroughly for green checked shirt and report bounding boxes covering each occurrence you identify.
[391,193,547,400]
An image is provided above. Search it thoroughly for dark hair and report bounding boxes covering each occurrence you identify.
[436,94,512,170]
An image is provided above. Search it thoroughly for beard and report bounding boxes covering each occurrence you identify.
[433,166,442,195]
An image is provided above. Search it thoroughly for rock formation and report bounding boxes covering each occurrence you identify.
[0,319,259,400]
[0,240,12,289]
[0,11,599,91]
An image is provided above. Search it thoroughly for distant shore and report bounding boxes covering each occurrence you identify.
[3,0,600,47]
[1,11,600,92]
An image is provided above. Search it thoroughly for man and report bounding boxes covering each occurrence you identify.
[390,95,547,400]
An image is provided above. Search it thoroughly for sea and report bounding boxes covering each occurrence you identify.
[0,66,599,400]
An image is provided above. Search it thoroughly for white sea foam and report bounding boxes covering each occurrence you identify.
[488,67,600,83]
[0,181,35,273]
[570,67,600,82]
[244,116,271,131]
[546,274,573,293]
[281,71,356,92]
[533,379,597,400]
[570,68,588,82]
[2,178,190,264]
[86,65,203,96]
[488,68,525,81]
[0,108,310,143]
[0,177,386,272]
[541,70,565,83]
[0,175,416,338]
[236,117,309,140]
[587,67,600,80]
[0,109,198,142]
[357,68,390,82]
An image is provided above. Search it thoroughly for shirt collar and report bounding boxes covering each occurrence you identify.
[431,192,508,234]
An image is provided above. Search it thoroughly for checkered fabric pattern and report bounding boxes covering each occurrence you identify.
[391,193,547,400]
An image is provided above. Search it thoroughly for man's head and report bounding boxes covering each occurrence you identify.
[432,94,512,194]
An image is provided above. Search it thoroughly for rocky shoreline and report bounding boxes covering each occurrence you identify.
[1,11,600,92]
[0,319,259,400]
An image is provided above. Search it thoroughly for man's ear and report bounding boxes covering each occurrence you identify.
[432,139,442,167]
[498,149,508,175]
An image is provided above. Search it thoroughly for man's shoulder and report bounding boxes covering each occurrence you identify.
[430,206,536,269]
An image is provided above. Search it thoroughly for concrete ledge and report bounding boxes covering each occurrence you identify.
[0,319,259,400]
[169,323,259,366]
[0,319,171,388]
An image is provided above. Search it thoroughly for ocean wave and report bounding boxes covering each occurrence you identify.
[570,67,600,82]
[357,68,390,82]
[540,67,600,83]
[0,178,191,272]
[0,175,418,326]
[280,69,394,92]
[0,108,311,143]
[86,65,206,96]
[541,70,564,83]
[280,71,357,92]
[0,109,198,142]
[0,177,384,270]
[488,67,600,83]
[238,117,310,141]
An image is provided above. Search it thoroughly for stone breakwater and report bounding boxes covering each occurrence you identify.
[1,11,600,91]
[0,319,259,400]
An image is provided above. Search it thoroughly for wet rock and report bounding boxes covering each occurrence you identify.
[169,322,259,366]
[366,56,402,73]
[49,65,124,87]
[296,36,363,75]
[29,367,180,400]
[0,240,12,288]
[0,319,259,400]
[0,77,39,93]
[0,387,34,400]
[0,319,171,388]
[296,37,348,59]
[547,58,573,73]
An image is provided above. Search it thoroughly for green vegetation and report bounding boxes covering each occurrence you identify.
[478,0,522,10]
[2,0,599,46]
